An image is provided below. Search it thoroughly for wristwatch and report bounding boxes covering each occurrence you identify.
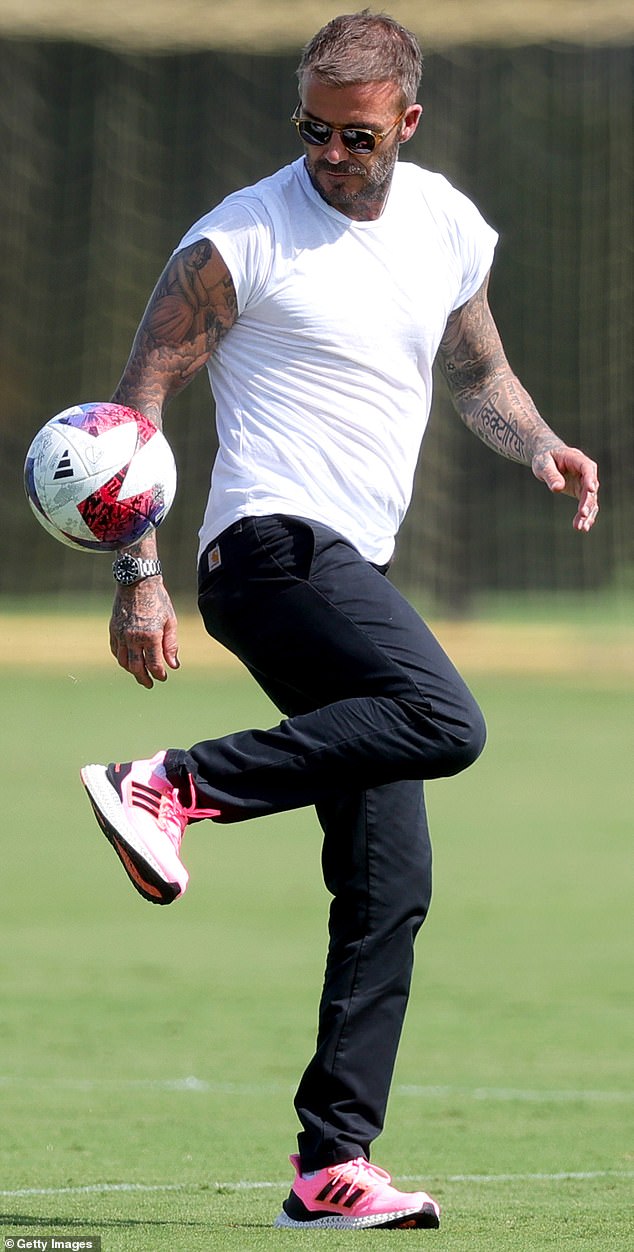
[112,553,163,586]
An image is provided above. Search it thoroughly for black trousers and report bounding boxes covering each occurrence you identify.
[165,515,486,1171]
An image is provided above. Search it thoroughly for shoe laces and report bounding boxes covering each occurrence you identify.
[154,771,219,847]
[327,1158,391,1195]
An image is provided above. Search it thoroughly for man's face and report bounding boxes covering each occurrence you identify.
[297,74,421,221]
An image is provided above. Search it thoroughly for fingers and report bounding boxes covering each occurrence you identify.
[109,627,168,688]
[162,615,181,671]
[573,486,600,533]
[565,450,600,532]
[109,584,180,688]
[533,446,600,532]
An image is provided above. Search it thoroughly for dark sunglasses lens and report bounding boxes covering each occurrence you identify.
[298,119,331,146]
[342,130,376,154]
[297,118,377,154]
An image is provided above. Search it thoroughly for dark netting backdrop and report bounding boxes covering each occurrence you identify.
[1,41,632,609]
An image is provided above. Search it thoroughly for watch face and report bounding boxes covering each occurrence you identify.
[113,554,140,584]
[113,554,161,584]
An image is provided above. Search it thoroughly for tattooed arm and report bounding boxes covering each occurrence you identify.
[109,238,238,688]
[437,273,599,533]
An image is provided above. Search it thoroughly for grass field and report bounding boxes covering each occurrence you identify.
[1,617,632,1250]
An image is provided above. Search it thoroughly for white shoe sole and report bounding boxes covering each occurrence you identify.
[274,1201,440,1229]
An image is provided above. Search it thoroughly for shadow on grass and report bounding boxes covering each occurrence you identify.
[0,1211,272,1231]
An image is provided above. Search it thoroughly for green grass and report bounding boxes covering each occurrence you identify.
[469,588,634,626]
[1,660,632,1250]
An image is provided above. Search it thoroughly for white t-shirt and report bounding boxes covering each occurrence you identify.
[179,157,497,565]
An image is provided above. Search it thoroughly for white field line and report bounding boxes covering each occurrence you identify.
[1,1075,633,1103]
[398,1084,634,1103]
[1,1171,634,1199]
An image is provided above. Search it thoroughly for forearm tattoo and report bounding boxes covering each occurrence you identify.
[438,282,562,466]
[472,391,525,459]
[112,239,238,425]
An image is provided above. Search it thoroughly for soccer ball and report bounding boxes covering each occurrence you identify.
[24,402,177,552]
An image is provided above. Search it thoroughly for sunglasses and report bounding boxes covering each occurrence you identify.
[291,105,407,156]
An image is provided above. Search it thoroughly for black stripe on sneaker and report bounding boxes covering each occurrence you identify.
[311,1180,366,1209]
[130,782,162,816]
[330,1185,350,1204]
[343,1188,365,1208]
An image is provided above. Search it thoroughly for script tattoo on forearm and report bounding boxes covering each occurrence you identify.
[112,239,238,425]
[438,280,563,467]
[461,375,563,466]
[473,392,525,459]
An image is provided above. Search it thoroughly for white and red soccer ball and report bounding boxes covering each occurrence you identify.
[24,402,177,552]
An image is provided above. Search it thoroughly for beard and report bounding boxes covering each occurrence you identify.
[305,136,401,220]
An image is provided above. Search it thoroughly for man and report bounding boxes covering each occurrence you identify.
[80,11,599,1231]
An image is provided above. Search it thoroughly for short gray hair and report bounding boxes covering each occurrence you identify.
[297,10,423,107]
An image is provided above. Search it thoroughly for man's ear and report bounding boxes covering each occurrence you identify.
[399,104,423,144]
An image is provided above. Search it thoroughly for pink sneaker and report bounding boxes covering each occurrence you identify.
[80,751,219,905]
[274,1154,440,1229]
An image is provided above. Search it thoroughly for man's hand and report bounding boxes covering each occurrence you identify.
[109,579,180,688]
[531,445,600,533]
